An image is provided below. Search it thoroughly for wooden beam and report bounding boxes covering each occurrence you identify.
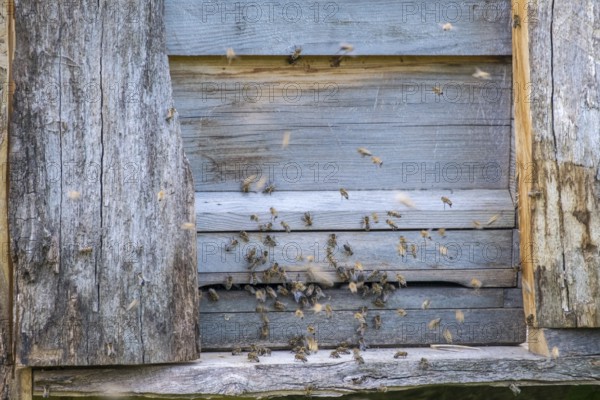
[33,347,600,398]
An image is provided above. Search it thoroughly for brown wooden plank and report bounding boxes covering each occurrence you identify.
[198,269,517,288]
[198,230,514,273]
[201,287,507,313]
[196,189,515,231]
[171,57,512,191]
[200,308,526,349]
[33,348,600,398]
[9,0,199,366]
[165,0,512,56]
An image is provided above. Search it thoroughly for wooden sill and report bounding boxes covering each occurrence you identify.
[34,346,600,398]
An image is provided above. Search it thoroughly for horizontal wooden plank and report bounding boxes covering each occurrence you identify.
[201,287,511,313]
[196,189,515,231]
[199,269,517,288]
[35,348,600,398]
[165,1,512,56]
[171,57,512,191]
[198,230,513,273]
[200,308,526,349]
[529,328,600,357]
[504,288,524,308]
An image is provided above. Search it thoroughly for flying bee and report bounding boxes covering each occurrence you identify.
[443,328,453,343]
[295,309,305,319]
[288,45,302,64]
[487,213,500,225]
[260,323,269,339]
[472,220,483,229]
[239,231,250,242]
[248,351,260,362]
[394,351,408,359]
[353,348,365,365]
[357,147,372,157]
[472,67,491,80]
[263,183,276,195]
[280,221,291,232]
[328,233,337,248]
[274,300,286,311]
[208,288,219,302]
[551,346,560,359]
[428,318,441,330]
[437,228,446,237]
[420,230,432,240]
[226,47,237,65]
[301,212,313,227]
[441,22,453,31]
[330,350,341,358]
[224,275,234,290]
[386,219,399,230]
[343,243,353,256]
[241,175,256,193]
[270,207,278,219]
[250,214,259,222]
[387,210,402,218]
[307,336,318,352]
[371,212,379,223]
[455,310,465,323]
[266,286,278,299]
[340,188,349,200]
[362,216,370,231]
[371,156,383,167]
[470,278,482,289]
[225,237,239,252]
[441,196,453,208]
[422,299,431,309]
[325,304,333,318]
[264,235,277,247]
[396,308,407,317]
[373,314,382,330]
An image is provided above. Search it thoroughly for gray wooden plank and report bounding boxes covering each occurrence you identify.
[200,308,526,349]
[165,0,512,56]
[531,329,600,357]
[196,189,515,231]
[201,287,506,313]
[503,288,524,308]
[198,269,517,288]
[198,230,513,273]
[171,57,512,191]
[35,348,600,398]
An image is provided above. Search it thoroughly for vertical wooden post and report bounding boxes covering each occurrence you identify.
[513,0,600,355]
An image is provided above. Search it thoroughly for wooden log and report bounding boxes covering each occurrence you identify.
[170,57,512,191]
[196,190,515,231]
[165,0,512,56]
[9,0,198,366]
[513,0,600,328]
[33,347,600,398]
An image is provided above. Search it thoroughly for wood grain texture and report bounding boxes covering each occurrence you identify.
[9,0,198,366]
[196,189,515,231]
[33,347,600,398]
[197,230,514,272]
[165,0,512,56]
[170,57,513,191]
[514,0,600,328]
[529,328,600,357]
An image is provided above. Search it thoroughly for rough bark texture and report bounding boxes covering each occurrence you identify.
[9,0,199,366]
[514,1,600,328]
[32,347,600,398]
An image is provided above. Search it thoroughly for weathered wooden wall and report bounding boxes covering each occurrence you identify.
[514,0,600,331]
[8,0,199,367]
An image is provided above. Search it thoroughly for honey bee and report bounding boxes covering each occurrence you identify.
[428,318,441,330]
[343,243,353,256]
[340,188,349,200]
[307,336,319,352]
[395,192,417,208]
[328,233,337,248]
[241,175,256,193]
[257,345,271,356]
[432,86,443,95]
[354,312,366,325]
[420,230,432,240]
[439,245,449,257]
[263,235,277,247]
[441,22,453,31]
[486,213,500,225]
[224,275,234,290]
[266,286,278,299]
[509,383,521,396]
[325,304,333,318]
[437,228,446,237]
[67,190,82,200]
[443,328,453,343]
[419,357,430,370]
[330,350,341,358]
[260,323,269,339]
[180,222,195,230]
[259,222,273,232]
[372,282,383,296]
[387,211,402,218]
[255,289,267,303]
[225,237,239,252]
[248,351,260,362]
[274,300,286,311]
[421,299,431,310]
[396,308,407,317]
[263,183,276,195]
[377,385,388,393]
[371,156,383,167]
[373,314,382,330]
[126,299,140,312]
[250,214,259,222]
[470,278,482,289]
[472,220,483,229]
[231,347,242,355]
[239,231,250,242]
[302,212,313,227]
[282,131,292,148]
[441,196,453,208]
[551,346,560,359]
[295,352,308,363]
[208,288,219,302]
[362,216,370,231]
[371,212,379,223]
[353,348,365,365]
[411,244,417,258]
[472,67,491,80]
[513,14,521,29]
[357,147,372,157]
[348,282,358,294]
[226,48,237,65]
[280,221,291,232]
[373,297,385,308]
[455,310,465,323]
[270,207,278,219]
[394,351,408,359]
[386,219,399,230]
[336,344,351,354]
[288,46,302,65]
[166,107,176,122]
[277,284,289,296]
[295,309,305,319]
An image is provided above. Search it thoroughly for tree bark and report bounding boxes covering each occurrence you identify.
[9,0,199,366]
[514,0,600,329]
